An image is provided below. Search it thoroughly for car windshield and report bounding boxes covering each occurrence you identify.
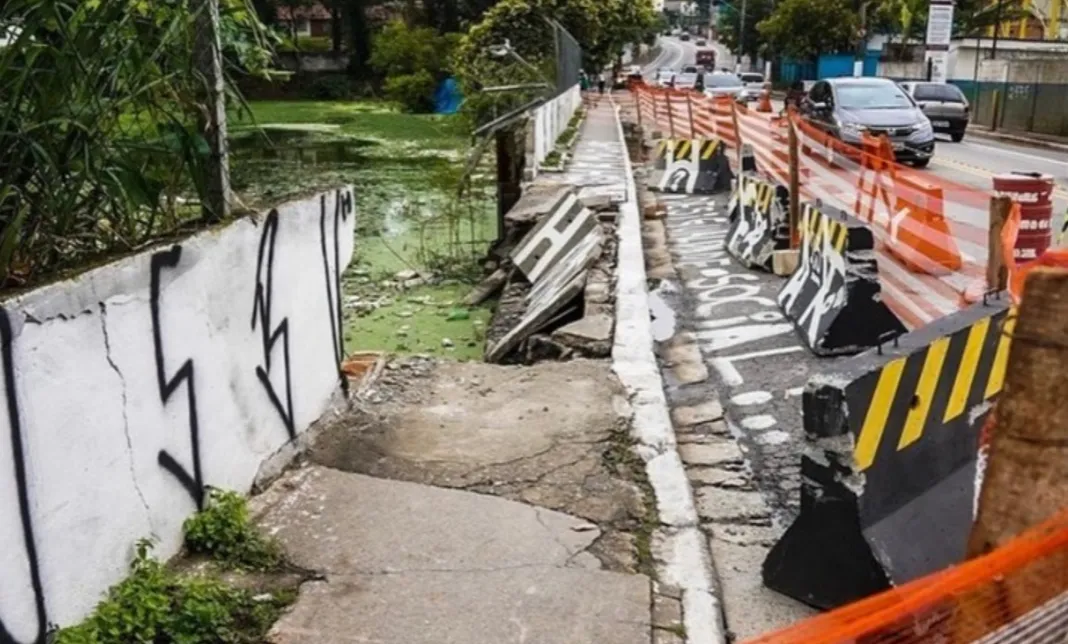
[682,65,699,74]
[911,83,965,102]
[835,83,913,109]
[707,74,743,88]
[740,74,764,83]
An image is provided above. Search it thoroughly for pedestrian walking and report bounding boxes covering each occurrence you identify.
[597,71,606,95]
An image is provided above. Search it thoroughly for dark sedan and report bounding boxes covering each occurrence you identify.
[801,77,935,167]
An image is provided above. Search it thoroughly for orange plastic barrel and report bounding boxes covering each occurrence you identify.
[993,172,1054,264]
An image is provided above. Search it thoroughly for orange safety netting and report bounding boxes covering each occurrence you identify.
[743,508,1068,644]
[629,82,1005,330]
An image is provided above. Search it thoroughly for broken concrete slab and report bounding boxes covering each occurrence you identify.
[272,568,649,644]
[552,313,614,356]
[505,182,576,227]
[307,359,651,572]
[511,189,598,283]
[579,184,626,210]
[259,467,651,644]
[257,467,599,573]
[488,228,603,362]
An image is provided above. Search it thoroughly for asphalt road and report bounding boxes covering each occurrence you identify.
[647,35,1068,240]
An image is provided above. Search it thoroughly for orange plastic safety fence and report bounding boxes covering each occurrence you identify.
[744,508,1068,644]
[628,81,1003,329]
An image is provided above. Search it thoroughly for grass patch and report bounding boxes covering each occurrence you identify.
[343,282,491,361]
[544,150,562,167]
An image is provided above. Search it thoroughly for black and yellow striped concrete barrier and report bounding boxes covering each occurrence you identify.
[724,173,790,271]
[763,296,1014,609]
[777,202,906,356]
[649,138,732,195]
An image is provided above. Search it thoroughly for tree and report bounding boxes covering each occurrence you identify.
[757,0,858,60]
[370,20,458,111]
[873,0,927,60]
[714,0,774,65]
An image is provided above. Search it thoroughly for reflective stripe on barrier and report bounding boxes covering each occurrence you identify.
[649,138,733,195]
[724,173,789,271]
[762,296,1013,609]
[777,202,907,356]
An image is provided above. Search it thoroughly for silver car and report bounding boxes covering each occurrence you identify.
[702,71,753,103]
[899,82,970,142]
[739,72,765,91]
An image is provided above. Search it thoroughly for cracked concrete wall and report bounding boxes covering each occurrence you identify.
[0,187,355,642]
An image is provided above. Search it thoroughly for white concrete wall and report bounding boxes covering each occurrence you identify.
[531,84,582,174]
[0,187,355,642]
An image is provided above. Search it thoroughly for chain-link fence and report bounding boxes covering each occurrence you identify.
[550,18,582,98]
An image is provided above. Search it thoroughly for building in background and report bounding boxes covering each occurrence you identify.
[988,0,1068,40]
[276,3,332,38]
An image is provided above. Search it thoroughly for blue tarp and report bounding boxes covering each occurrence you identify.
[434,77,462,114]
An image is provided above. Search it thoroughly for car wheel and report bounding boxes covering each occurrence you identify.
[912,157,931,169]
[950,131,965,143]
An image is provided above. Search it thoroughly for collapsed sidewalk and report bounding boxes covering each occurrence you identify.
[249,100,712,644]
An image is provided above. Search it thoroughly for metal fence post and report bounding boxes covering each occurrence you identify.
[788,116,801,249]
[685,91,695,138]
[666,92,676,139]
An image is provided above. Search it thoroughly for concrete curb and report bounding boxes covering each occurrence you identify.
[967,126,1068,153]
[608,97,728,644]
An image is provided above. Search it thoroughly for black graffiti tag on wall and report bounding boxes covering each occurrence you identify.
[320,189,353,379]
[0,309,48,644]
[252,210,296,439]
[151,246,206,510]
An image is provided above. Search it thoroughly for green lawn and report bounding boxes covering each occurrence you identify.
[232,99,497,361]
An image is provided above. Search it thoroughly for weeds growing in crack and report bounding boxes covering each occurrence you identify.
[54,490,307,643]
[184,489,283,571]
[602,422,659,580]
[53,540,298,644]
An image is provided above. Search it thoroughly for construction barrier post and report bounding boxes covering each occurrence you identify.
[634,87,643,134]
[666,92,676,139]
[788,118,800,249]
[987,195,1012,292]
[729,100,743,157]
[969,269,1068,557]
[685,91,695,139]
[957,270,1068,640]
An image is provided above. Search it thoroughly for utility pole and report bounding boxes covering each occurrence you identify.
[738,0,747,70]
[991,0,1004,58]
[194,0,232,221]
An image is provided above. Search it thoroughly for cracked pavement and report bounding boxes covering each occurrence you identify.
[252,358,673,644]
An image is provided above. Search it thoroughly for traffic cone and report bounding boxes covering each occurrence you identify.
[757,83,772,113]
